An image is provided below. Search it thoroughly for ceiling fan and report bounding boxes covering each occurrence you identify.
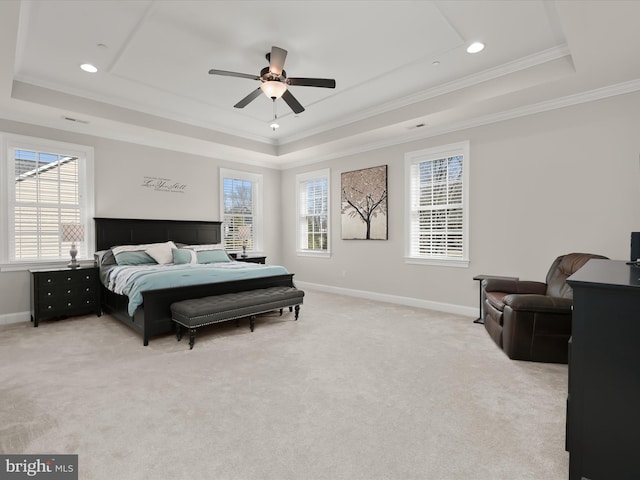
[208,46,336,114]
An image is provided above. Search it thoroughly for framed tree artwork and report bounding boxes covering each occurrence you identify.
[341,165,388,240]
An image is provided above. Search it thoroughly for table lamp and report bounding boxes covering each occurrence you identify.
[61,223,84,268]
[238,225,251,258]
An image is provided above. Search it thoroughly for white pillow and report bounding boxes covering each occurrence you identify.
[112,241,176,255]
[112,244,149,256]
[184,244,225,252]
[145,241,177,265]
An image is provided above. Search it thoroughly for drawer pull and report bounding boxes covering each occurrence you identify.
[67,290,71,294]
[86,288,90,292]
[67,302,72,306]
[67,277,72,281]
[47,292,52,296]
[85,275,90,280]
[47,279,52,283]
[47,305,52,309]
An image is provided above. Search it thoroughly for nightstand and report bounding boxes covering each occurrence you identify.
[30,266,101,327]
[230,253,266,264]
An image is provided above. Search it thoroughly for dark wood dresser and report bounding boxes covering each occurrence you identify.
[566,259,640,479]
[30,266,101,326]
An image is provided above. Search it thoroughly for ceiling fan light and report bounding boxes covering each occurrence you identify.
[270,121,280,131]
[260,81,287,99]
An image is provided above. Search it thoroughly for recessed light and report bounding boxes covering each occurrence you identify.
[466,42,485,54]
[432,60,440,67]
[80,63,98,73]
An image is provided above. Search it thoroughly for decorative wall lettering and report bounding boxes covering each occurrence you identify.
[141,176,187,193]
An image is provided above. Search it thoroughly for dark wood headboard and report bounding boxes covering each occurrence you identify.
[94,218,222,251]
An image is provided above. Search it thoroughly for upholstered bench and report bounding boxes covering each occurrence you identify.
[170,286,304,349]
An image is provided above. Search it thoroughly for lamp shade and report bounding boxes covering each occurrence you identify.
[238,225,252,240]
[61,223,84,242]
[260,81,287,99]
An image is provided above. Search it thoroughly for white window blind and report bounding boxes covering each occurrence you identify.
[220,169,262,252]
[297,170,329,253]
[2,135,95,267]
[405,142,469,266]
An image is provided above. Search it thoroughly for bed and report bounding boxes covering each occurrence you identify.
[94,217,296,345]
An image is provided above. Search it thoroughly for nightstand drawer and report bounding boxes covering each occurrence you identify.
[39,295,98,315]
[38,284,98,304]
[37,270,97,287]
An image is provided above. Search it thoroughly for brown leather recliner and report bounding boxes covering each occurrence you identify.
[482,253,608,363]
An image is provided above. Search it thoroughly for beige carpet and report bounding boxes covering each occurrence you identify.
[0,290,569,479]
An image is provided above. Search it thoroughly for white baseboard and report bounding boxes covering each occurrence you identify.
[0,311,31,325]
[0,286,476,326]
[294,281,476,318]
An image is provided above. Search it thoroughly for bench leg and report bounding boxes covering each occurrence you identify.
[176,324,182,342]
[294,305,300,320]
[279,308,283,316]
[289,306,293,312]
[189,328,196,350]
[250,315,256,332]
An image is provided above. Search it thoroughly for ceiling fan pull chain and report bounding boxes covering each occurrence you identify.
[271,99,280,131]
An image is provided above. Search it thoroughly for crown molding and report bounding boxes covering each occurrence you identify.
[280,45,572,145]
[281,78,640,169]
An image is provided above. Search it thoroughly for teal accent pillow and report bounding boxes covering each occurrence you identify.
[196,249,231,264]
[114,251,157,265]
[172,248,197,264]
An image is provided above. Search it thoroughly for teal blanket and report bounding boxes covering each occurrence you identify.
[104,262,290,316]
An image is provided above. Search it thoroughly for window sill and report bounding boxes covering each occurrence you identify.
[404,257,469,268]
[297,250,331,259]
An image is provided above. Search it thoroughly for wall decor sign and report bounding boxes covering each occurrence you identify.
[341,165,388,240]
[141,176,187,193]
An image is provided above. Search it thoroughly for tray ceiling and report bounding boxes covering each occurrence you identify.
[1,1,640,167]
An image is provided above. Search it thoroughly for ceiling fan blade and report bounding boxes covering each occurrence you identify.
[282,89,305,114]
[286,77,336,88]
[209,69,260,81]
[234,88,262,109]
[269,46,287,75]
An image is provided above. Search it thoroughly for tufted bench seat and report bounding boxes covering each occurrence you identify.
[170,286,304,349]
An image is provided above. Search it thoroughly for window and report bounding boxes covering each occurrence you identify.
[1,135,95,269]
[296,169,330,256]
[219,168,263,252]
[405,141,469,267]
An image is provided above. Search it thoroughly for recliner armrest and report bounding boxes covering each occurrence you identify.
[483,278,546,295]
[504,294,573,314]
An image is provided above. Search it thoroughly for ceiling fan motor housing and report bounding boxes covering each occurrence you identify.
[260,66,286,82]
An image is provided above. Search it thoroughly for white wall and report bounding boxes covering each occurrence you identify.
[280,91,640,315]
[2,90,639,322]
[0,119,282,319]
